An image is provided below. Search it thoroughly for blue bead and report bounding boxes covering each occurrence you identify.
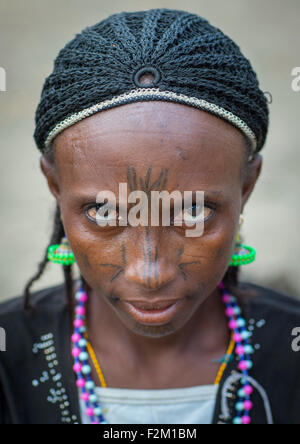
[241,331,251,340]
[82,365,92,375]
[237,319,246,328]
[238,388,246,398]
[234,307,241,315]
[79,326,86,333]
[75,291,85,301]
[233,417,242,424]
[94,407,103,416]
[244,345,254,354]
[78,339,87,348]
[85,381,95,390]
[235,402,244,411]
[79,352,89,362]
[89,394,98,403]
[246,360,253,369]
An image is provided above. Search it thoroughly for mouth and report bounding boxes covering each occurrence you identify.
[122,299,185,325]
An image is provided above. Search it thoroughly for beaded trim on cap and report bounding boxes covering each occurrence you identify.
[44,88,257,153]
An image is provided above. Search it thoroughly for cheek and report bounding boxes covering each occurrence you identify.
[184,220,237,283]
[64,219,123,289]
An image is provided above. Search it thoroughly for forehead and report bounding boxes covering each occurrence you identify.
[53,102,245,191]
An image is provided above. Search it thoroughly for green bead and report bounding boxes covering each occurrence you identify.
[230,244,256,267]
[47,243,75,265]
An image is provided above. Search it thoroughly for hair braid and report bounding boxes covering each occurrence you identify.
[23,204,75,312]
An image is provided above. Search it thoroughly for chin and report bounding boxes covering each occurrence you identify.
[131,320,178,338]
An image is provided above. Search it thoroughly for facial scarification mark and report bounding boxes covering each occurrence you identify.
[177,245,201,281]
[126,166,169,195]
[99,243,127,283]
[177,246,184,261]
[179,261,202,281]
[126,166,170,289]
[81,252,92,269]
[145,226,152,287]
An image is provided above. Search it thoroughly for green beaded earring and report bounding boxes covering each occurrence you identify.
[230,215,256,267]
[48,236,76,265]
[47,216,76,265]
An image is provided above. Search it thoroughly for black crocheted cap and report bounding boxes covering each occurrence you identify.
[34,9,269,153]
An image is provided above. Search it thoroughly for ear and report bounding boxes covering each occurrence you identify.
[241,154,263,211]
[40,155,60,202]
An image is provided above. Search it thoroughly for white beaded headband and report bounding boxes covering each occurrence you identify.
[44,88,257,155]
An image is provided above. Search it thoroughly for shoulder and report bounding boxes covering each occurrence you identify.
[0,284,66,327]
[241,281,300,319]
[0,283,69,370]
[241,281,300,362]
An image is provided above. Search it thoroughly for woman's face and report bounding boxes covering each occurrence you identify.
[41,102,261,337]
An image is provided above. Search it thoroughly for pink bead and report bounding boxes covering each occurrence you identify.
[92,421,99,425]
[81,393,90,401]
[238,360,248,371]
[233,333,242,343]
[71,333,81,343]
[76,379,85,388]
[74,319,84,328]
[244,401,253,411]
[236,346,245,355]
[222,295,231,303]
[225,307,235,317]
[79,292,88,302]
[76,306,85,316]
[73,363,82,373]
[72,348,81,357]
[229,320,238,329]
[244,385,253,395]
[242,415,251,425]
[86,408,94,417]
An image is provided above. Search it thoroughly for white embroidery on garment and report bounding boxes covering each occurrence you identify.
[31,332,78,424]
[218,317,271,424]
[220,372,274,424]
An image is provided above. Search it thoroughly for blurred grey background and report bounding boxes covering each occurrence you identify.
[0,0,299,302]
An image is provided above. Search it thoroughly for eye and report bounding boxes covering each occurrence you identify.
[85,203,119,224]
[173,204,214,226]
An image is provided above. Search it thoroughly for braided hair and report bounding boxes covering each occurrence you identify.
[23,203,74,312]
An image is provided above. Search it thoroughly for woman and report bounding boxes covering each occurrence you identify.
[0,8,299,425]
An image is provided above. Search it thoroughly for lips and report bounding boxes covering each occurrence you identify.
[122,299,184,325]
[125,300,179,311]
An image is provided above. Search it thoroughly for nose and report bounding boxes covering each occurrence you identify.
[125,248,177,290]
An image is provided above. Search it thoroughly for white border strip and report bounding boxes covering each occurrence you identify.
[44,88,257,151]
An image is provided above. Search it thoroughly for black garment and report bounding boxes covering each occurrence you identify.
[0,283,299,424]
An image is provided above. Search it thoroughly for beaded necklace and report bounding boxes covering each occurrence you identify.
[85,331,234,388]
[71,281,254,424]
